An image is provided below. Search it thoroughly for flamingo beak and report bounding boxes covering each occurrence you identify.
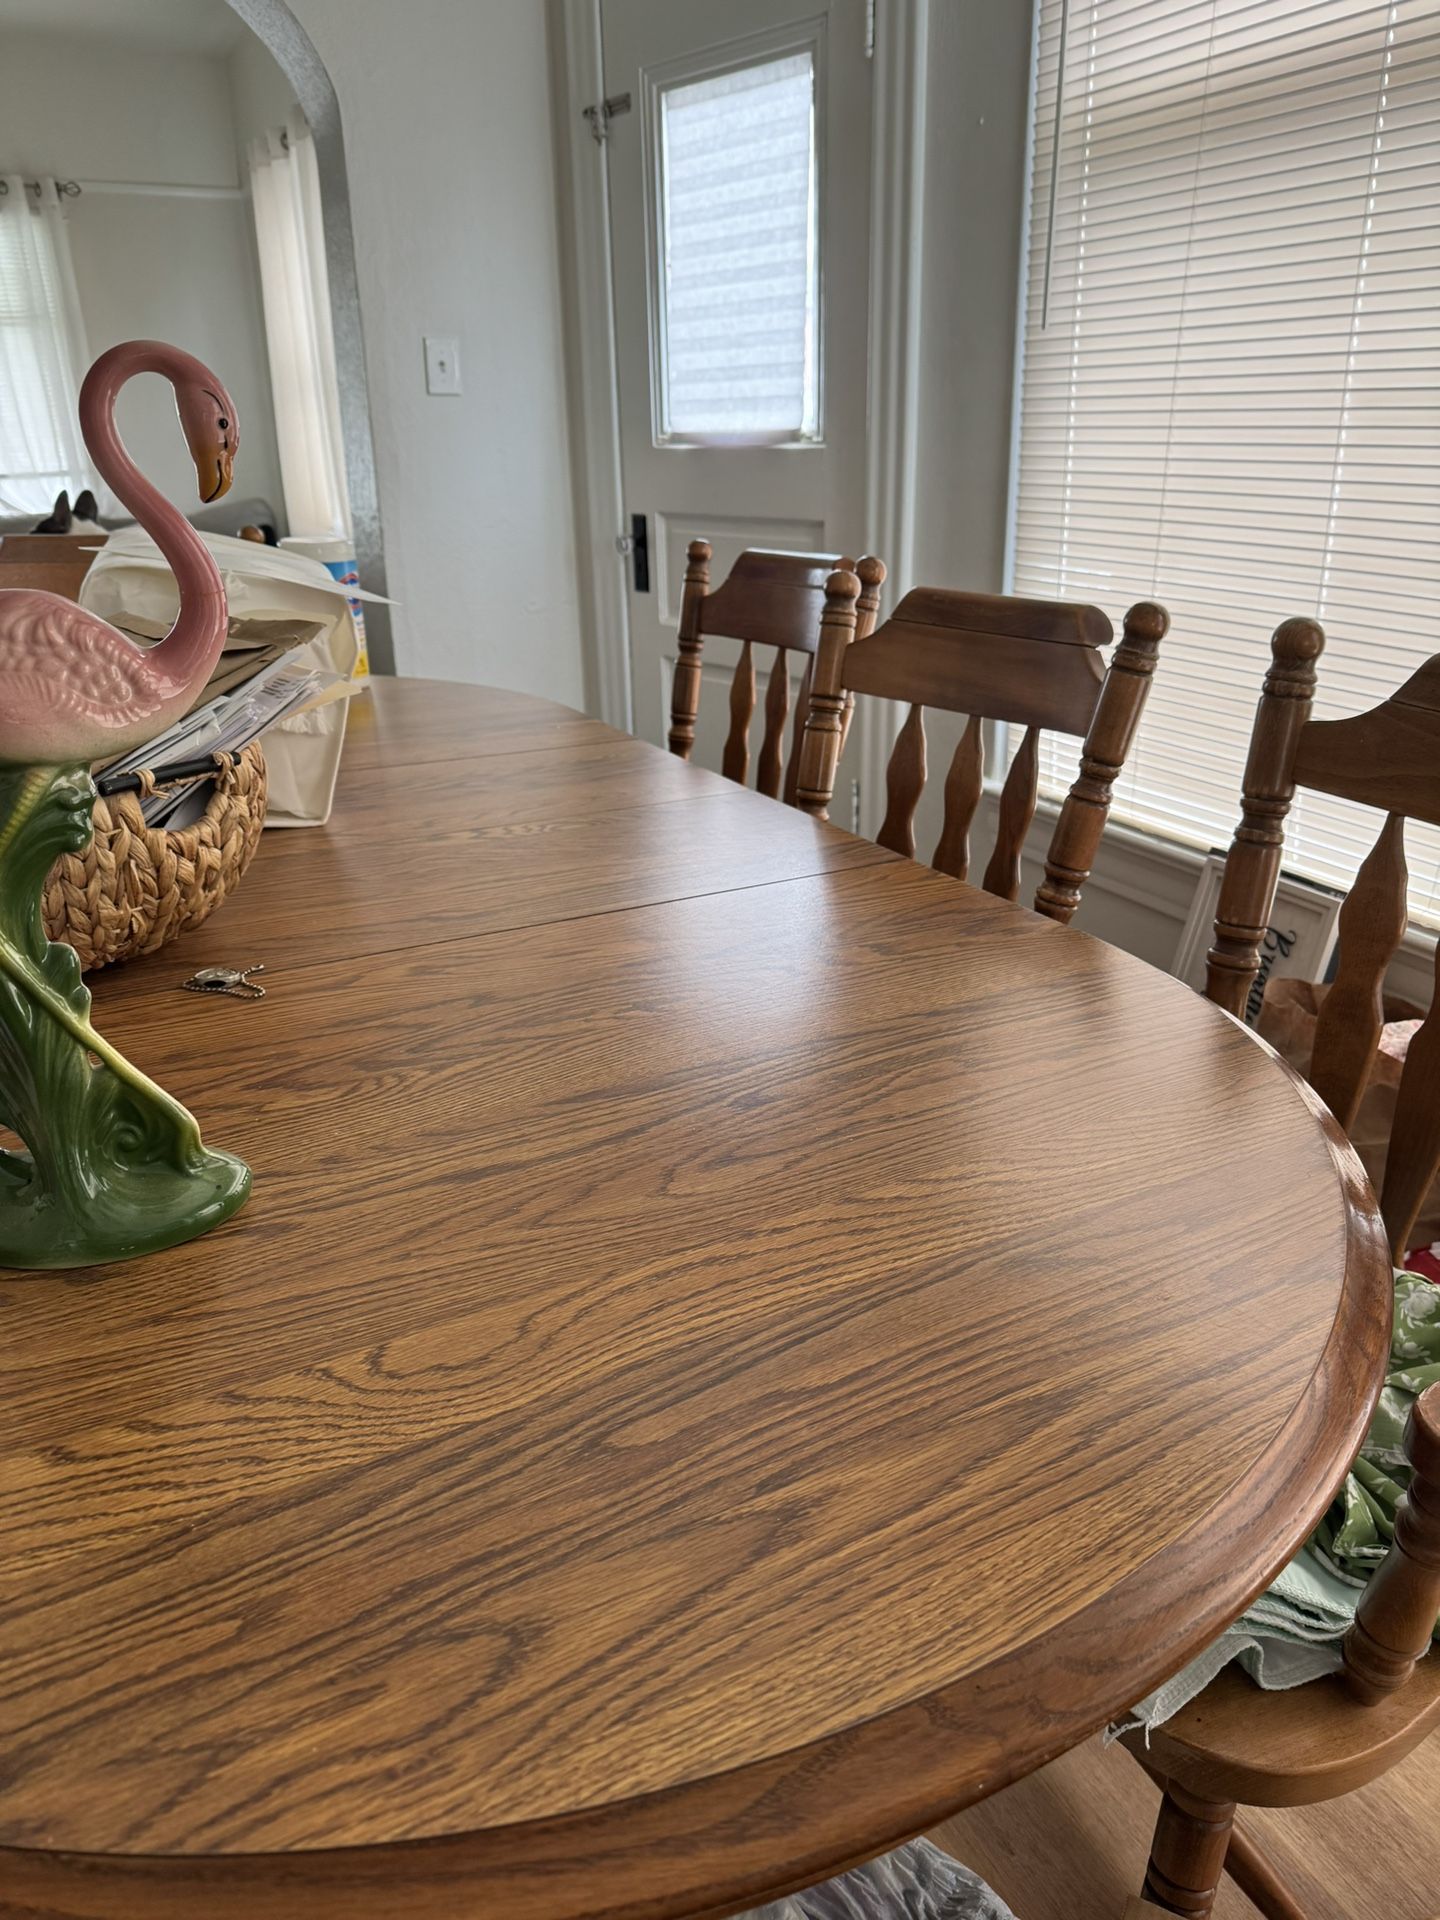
[208,448,235,502]
[192,442,234,503]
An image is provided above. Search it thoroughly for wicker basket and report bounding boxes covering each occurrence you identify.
[42,743,268,972]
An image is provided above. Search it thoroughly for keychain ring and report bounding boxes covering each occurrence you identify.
[181,964,266,1001]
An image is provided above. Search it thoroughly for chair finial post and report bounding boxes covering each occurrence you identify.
[1035,600,1168,925]
[854,554,887,635]
[1204,616,1324,1015]
[794,569,862,820]
[668,538,712,760]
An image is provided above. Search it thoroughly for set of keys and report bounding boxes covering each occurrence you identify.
[180,964,267,1002]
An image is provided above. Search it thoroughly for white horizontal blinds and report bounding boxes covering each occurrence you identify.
[658,50,819,439]
[1014,0,1440,921]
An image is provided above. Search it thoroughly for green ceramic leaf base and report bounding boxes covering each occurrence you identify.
[0,1144,251,1270]
[0,763,252,1271]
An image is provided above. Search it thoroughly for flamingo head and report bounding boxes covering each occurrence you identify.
[176,375,239,504]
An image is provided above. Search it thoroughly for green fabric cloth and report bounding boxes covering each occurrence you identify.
[1311,1269,1440,1615]
[1117,1267,1440,1736]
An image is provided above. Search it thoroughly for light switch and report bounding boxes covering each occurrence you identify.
[424,335,462,396]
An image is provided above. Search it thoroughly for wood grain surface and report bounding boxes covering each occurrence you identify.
[931,1727,1440,1920]
[0,681,1392,1920]
[1132,1657,1440,1809]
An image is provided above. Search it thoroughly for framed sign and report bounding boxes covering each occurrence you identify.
[1172,855,1344,1025]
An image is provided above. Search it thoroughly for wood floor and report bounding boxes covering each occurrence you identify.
[929,1725,1440,1920]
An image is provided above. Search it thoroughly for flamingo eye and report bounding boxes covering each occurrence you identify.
[218,416,229,430]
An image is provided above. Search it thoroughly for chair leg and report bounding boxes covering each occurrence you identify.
[1141,1781,1237,1917]
[1225,1823,1311,1920]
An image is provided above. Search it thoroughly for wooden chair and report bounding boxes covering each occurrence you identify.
[793,579,1169,922]
[1126,617,1440,1919]
[668,542,886,804]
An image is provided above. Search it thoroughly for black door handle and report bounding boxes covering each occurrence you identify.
[629,512,650,593]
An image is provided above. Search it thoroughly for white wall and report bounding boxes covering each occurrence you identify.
[0,31,237,184]
[228,25,299,162]
[0,28,285,520]
[911,1,1032,601]
[893,2,1036,906]
[275,0,586,705]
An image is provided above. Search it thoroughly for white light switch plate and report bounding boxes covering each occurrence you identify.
[424,335,462,396]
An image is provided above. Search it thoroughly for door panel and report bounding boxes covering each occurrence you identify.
[601,0,872,772]
[654,511,828,635]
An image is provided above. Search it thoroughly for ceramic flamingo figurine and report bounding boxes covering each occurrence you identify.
[0,340,236,765]
[0,340,250,1269]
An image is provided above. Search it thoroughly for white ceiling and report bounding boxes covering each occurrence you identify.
[0,0,246,55]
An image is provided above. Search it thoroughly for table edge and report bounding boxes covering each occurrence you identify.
[0,1040,1393,1920]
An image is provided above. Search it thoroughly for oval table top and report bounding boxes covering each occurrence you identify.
[0,681,1390,1920]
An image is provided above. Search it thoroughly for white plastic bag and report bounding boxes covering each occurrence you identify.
[743,1842,1017,1920]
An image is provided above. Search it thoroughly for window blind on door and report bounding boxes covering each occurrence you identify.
[1012,0,1440,920]
[656,49,820,441]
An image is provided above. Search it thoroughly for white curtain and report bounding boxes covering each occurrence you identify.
[0,175,99,518]
[247,114,351,539]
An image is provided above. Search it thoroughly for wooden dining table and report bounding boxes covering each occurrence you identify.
[0,680,1391,1920]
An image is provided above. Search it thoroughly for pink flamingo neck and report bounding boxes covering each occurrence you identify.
[79,341,227,700]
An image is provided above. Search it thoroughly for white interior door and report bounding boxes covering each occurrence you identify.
[601,0,872,781]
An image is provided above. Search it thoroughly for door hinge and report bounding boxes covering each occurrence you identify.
[583,92,632,144]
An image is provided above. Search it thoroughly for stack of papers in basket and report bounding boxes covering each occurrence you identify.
[97,659,340,828]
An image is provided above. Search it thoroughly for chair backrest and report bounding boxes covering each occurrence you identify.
[668,543,886,804]
[794,581,1169,922]
[1207,623,1440,1264]
[1209,626,1440,1716]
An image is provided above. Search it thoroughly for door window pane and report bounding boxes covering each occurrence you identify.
[657,49,819,441]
